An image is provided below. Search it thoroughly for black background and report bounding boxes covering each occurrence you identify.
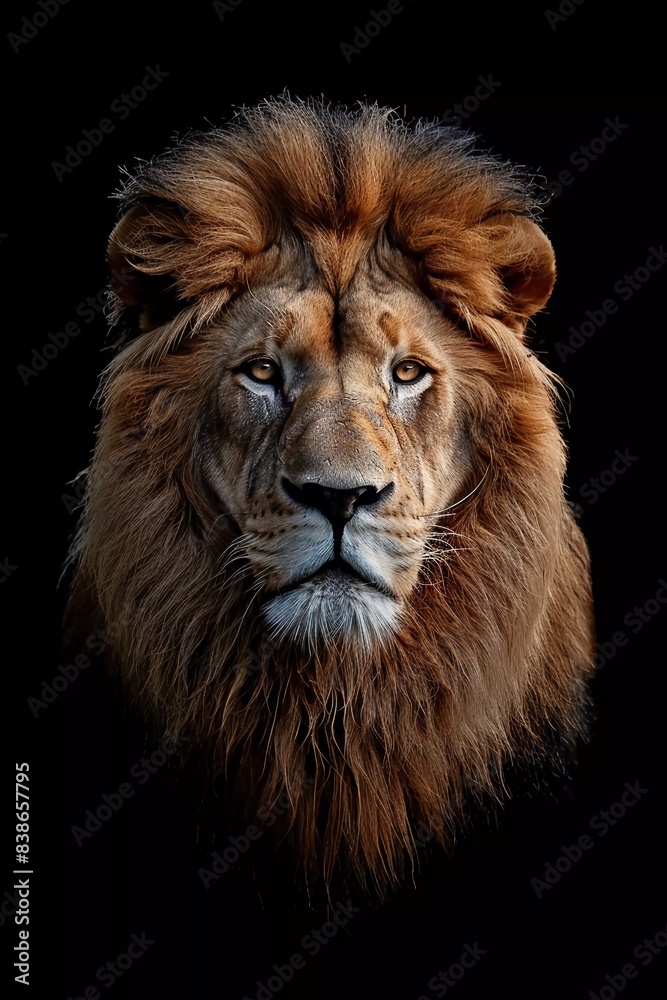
[3,1,666,998]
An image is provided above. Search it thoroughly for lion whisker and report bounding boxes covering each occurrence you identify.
[418,466,490,520]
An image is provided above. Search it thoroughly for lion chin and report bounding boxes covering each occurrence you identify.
[67,96,596,896]
[262,563,403,652]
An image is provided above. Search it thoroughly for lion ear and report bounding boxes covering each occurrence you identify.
[496,216,556,334]
[107,199,192,335]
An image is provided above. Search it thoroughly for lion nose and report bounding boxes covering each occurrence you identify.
[281,479,393,527]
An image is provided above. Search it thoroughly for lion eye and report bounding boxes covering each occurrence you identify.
[392,360,427,384]
[240,358,282,385]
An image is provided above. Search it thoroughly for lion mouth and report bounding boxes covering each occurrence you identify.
[267,554,392,599]
[314,555,372,584]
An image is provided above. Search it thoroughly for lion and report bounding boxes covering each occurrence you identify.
[67,97,595,895]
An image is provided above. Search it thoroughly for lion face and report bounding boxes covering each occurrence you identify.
[68,98,596,895]
[201,247,471,650]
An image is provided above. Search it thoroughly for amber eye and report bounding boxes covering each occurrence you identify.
[239,358,282,386]
[392,360,428,384]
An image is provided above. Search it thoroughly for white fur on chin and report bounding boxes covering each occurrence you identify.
[262,568,402,653]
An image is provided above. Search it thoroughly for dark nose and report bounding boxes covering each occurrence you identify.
[282,478,394,527]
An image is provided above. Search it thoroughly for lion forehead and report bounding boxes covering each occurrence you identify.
[224,256,454,381]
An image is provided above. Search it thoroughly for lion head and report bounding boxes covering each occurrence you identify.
[68,98,595,894]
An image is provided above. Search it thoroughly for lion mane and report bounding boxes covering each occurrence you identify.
[67,97,595,895]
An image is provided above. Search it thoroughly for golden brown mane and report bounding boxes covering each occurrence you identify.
[67,97,595,895]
